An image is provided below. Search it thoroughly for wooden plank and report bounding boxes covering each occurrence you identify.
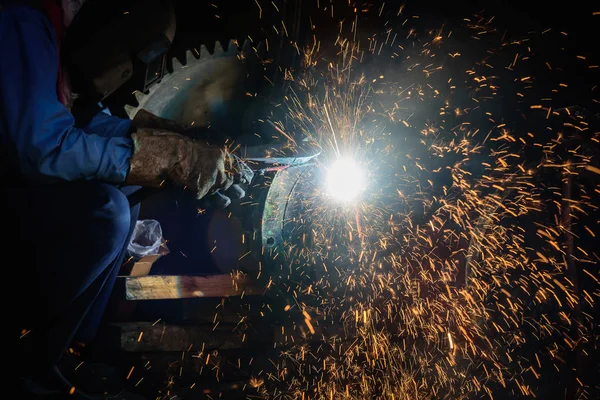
[117,322,246,351]
[123,273,262,300]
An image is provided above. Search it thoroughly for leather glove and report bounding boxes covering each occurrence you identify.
[208,153,254,208]
[132,109,189,134]
[131,110,255,207]
[125,128,234,200]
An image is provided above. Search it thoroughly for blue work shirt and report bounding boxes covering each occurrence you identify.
[0,2,134,184]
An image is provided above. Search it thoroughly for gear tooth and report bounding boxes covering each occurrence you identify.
[124,104,138,118]
[171,56,183,70]
[242,39,253,54]
[134,91,146,104]
[199,44,210,57]
[228,38,239,53]
[213,41,224,54]
[221,38,238,53]
[185,49,196,61]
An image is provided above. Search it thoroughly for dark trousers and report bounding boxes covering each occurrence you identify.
[4,181,140,381]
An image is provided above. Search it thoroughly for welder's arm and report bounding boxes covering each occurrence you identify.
[79,111,133,139]
[0,8,132,184]
[131,109,219,142]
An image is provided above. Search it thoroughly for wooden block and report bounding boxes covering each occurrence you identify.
[117,322,246,351]
[112,253,163,321]
[123,273,262,300]
[129,254,162,277]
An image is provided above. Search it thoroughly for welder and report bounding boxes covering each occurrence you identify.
[0,0,248,397]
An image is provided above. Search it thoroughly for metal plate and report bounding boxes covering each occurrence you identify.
[261,163,316,253]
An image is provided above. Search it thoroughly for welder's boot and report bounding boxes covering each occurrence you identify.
[125,128,234,200]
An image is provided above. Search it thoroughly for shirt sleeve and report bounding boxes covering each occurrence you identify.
[0,5,133,184]
[79,110,133,139]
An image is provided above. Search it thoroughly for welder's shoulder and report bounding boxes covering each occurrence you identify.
[0,0,55,39]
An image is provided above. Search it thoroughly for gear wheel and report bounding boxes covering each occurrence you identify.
[124,38,266,129]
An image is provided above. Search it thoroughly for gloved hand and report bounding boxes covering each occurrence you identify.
[209,153,254,208]
[125,128,235,200]
[129,110,254,207]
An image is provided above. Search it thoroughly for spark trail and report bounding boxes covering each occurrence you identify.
[143,2,599,399]
[254,2,600,399]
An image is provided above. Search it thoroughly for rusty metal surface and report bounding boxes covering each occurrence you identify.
[261,162,318,260]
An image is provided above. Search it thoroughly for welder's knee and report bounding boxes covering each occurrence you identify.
[87,184,132,258]
[10,182,134,323]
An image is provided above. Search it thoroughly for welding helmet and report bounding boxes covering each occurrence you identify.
[62,0,176,108]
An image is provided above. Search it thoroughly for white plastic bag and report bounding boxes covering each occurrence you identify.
[127,219,163,259]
